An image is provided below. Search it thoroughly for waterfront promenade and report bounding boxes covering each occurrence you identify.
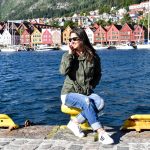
[0,125,149,150]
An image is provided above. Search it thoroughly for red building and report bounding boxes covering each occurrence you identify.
[120,23,134,44]
[94,25,107,45]
[20,29,33,46]
[133,25,147,44]
[42,29,53,45]
[107,24,122,45]
[104,23,147,45]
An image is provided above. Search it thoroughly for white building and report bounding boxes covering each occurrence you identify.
[117,8,127,17]
[2,29,11,45]
[129,1,149,11]
[85,27,95,44]
[42,28,61,46]
[1,28,20,46]
[72,15,92,27]
[51,29,61,46]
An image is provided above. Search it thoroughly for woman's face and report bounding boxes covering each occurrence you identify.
[69,33,83,50]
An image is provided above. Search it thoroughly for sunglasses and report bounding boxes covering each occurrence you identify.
[68,37,80,42]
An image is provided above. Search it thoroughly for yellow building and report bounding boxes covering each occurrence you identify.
[31,27,42,46]
[62,26,72,44]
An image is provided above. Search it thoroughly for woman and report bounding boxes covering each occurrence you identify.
[59,27,114,145]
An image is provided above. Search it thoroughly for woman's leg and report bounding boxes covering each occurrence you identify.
[64,93,114,144]
[65,93,102,131]
[88,93,105,111]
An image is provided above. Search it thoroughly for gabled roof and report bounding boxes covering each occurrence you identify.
[126,23,134,30]
[23,22,34,30]
[98,25,107,32]
[14,23,21,28]
[104,25,111,31]
[22,28,34,35]
[33,23,52,28]
[106,24,122,32]
[114,24,122,30]
[8,29,20,35]
[134,24,147,32]
[63,25,72,32]
[32,24,42,32]
[121,23,134,31]
[93,23,99,29]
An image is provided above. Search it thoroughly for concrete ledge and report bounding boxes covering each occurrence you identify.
[0,125,59,139]
[0,125,150,149]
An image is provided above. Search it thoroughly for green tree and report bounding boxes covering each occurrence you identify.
[50,20,60,28]
[120,13,132,25]
[99,5,111,14]
[1,0,146,20]
[96,19,107,27]
[107,19,113,25]
[64,20,78,28]
[139,15,148,28]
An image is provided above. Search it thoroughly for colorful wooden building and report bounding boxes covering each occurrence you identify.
[62,26,72,44]
[94,25,107,45]
[51,29,61,46]
[85,27,95,44]
[42,29,53,45]
[119,23,134,44]
[20,29,33,46]
[107,24,122,45]
[31,27,42,47]
[133,25,147,44]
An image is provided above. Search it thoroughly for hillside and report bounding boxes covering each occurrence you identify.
[0,0,147,21]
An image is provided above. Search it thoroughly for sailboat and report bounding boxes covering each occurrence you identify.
[93,44,108,50]
[137,1,150,50]
[1,46,16,52]
[136,43,150,49]
[116,44,136,50]
[1,21,16,52]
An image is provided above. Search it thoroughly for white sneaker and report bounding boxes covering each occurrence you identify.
[67,120,85,138]
[99,131,114,145]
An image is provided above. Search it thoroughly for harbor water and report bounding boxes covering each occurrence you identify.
[0,49,150,127]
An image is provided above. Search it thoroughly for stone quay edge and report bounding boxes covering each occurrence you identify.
[0,125,150,150]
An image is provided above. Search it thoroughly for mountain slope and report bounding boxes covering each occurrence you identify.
[0,0,146,21]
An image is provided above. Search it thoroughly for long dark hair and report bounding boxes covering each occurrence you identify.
[70,27,96,61]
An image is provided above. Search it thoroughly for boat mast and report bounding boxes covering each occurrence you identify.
[148,0,150,43]
[100,25,102,45]
[12,21,13,45]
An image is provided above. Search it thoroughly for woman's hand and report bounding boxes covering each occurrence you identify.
[68,43,75,54]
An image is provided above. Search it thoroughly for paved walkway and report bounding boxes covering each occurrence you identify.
[0,125,150,150]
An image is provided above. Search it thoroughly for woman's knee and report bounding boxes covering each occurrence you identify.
[64,93,89,108]
[88,93,105,111]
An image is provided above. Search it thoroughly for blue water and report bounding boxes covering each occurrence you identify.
[0,50,150,127]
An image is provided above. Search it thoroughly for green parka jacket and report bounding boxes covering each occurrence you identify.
[59,52,102,95]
